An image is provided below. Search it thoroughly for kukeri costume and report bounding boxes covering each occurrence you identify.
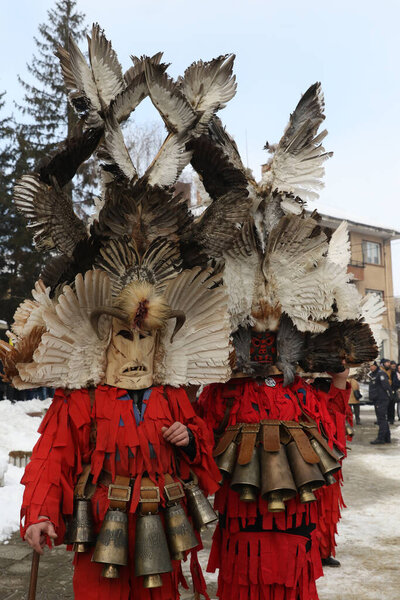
[0,25,244,600]
[187,85,383,599]
[1,24,384,600]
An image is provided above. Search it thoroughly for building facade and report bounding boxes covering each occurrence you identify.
[318,213,400,362]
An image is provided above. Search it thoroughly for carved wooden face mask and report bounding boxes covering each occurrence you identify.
[249,330,277,365]
[104,318,157,389]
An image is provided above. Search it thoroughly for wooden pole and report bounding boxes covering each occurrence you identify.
[27,551,40,600]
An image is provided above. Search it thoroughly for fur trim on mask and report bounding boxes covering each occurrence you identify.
[115,281,170,331]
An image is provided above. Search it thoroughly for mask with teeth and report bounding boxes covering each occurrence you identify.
[104,318,157,390]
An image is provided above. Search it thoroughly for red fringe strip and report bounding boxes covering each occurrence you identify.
[208,526,322,600]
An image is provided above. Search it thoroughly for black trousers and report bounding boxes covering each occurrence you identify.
[351,403,361,423]
[375,399,390,442]
[387,395,395,423]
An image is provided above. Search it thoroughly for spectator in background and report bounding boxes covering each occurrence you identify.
[392,364,400,420]
[369,361,392,444]
[348,377,362,424]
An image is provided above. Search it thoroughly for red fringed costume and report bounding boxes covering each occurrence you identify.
[314,383,352,560]
[21,385,221,600]
[198,376,350,600]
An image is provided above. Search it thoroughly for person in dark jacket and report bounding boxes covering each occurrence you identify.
[369,362,392,444]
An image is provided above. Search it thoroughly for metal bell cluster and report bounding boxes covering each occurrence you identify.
[66,474,216,587]
[134,478,217,589]
[215,421,342,511]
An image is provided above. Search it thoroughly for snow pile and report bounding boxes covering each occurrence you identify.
[0,464,26,542]
[0,398,51,542]
[0,398,51,454]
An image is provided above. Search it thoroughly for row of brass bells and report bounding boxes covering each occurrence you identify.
[184,481,218,530]
[64,498,96,553]
[286,441,325,503]
[260,444,297,512]
[135,512,172,588]
[92,509,129,578]
[309,438,341,486]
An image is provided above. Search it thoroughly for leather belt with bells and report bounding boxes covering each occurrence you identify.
[282,422,320,464]
[139,475,185,515]
[260,420,281,452]
[107,475,132,511]
[237,423,260,465]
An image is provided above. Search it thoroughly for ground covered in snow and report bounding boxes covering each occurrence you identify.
[0,401,400,599]
[0,397,51,542]
[315,405,400,599]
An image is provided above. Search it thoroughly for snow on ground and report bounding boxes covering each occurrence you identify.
[0,397,51,542]
[317,405,400,600]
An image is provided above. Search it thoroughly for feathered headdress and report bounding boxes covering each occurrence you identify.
[3,24,241,390]
[3,26,383,390]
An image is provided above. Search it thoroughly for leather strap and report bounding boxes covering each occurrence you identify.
[213,424,241,457]
[283,422,319,464]
[237,423,259,465]
[74,464,96,499]
[108,475,131,511]
[301,422,344,460]
[261,420,281,452]
[214,386,238,438]
[293,390,341,461]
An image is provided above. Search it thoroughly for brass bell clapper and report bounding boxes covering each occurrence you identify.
[92,476,131,578]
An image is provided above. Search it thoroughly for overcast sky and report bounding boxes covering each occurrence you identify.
[1,0,400,293]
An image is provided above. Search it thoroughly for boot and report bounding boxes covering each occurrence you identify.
[321,556,341,567]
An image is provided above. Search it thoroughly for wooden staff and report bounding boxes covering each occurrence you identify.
[28,550,40,600]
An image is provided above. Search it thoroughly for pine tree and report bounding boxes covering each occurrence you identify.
[16,0,98,210]
[17,0,86,149]
[0,96,42,332]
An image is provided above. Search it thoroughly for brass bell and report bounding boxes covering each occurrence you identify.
[216,441,238,477]
[332,444,345,461]
[260,444,297,512]
[184,482,218,530]
[65,498,96,552]
[92,509,129,578]
[134,513,172,588]
[324,472,337,486]
[230,446,260,502]
[309,438,341,478]
[286,441,325,504]
[345,421,354,437]
[164,502,199,560]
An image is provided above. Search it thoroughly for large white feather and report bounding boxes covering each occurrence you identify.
[16,271,112,389]
[360,293,386,349]
[261,83,332,202]
[156,268,231,386]
[88,24,124,108]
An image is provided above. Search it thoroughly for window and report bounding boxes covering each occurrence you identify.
[365,289,384,300]
[362,241,381,265]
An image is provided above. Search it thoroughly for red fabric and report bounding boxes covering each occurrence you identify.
[314,480,345,559]
[20,385,220,600]
[197,376,349,600]
[313,383,351,559]
[208,526,322,600]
